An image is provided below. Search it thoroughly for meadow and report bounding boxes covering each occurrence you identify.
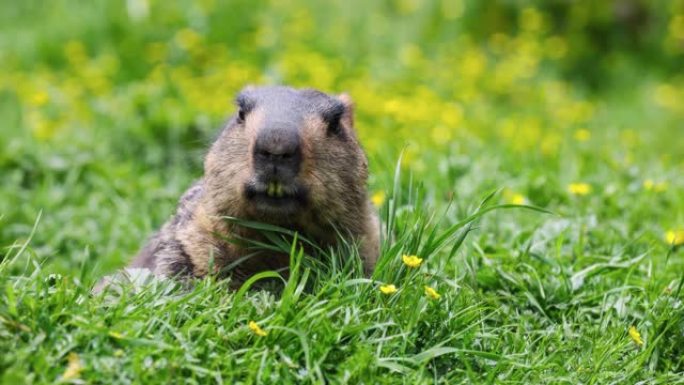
[1,0,683,383]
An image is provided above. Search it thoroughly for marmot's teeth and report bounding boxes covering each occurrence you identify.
[275,183,283,197]
[267,182,275,197]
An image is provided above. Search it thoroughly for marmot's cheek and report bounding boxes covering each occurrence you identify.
[305,176,327,209]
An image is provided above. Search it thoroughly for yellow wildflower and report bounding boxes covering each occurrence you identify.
[545,36,568,59]
[643,179,667,192]
[503,189,526,205]
[371,191,386,207]
[510,193,526,205]
[248,321,268,337]
[379,284,398,295]
[424,286,441,300]
[671,15,684,40]
[29,91,49,106]
[64,40,87,65]
[644,179,655,191]
[113,349,125,358]
[568,183,592,196]
[665,230,684,246]
[402,255,423,268]
[32,117,56,141]
[628,325,644,347]
[520,7,543,32]
[175,28,203,51]
[654,84,678,110]
[573,129,591,142]
[61,352,83,380]
[654,182,667,192]
[441,0,464,20]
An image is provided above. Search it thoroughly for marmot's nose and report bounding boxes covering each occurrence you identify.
[253,128,301,176]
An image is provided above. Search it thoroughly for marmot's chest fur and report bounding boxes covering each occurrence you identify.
[127,86,380,286]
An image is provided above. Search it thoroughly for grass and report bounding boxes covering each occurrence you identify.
[1,0,684,383]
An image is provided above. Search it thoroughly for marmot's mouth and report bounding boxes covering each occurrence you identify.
[244,180,307,214]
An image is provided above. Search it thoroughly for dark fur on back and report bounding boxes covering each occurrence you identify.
[127,86,380,286]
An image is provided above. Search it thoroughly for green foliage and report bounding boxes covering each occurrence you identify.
[1,0,683,383]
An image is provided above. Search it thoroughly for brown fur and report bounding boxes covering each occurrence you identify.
[126,86,380,287]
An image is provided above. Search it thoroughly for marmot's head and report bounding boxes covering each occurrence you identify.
[204,86,369,229]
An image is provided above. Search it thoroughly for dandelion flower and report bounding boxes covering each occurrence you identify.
[424,286,441,300]
[248,321,268,337]
[379,284,398,294]
[628,325,644,347]
[568,183,591,196]
[372,191,386,207]
[665,230,684,246]
[402,255,423,268]
[61,352,83,380]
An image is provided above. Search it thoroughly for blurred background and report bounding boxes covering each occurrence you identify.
[1,0,682,275]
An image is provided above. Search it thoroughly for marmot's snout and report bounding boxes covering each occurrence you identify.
[253,124,302,182]
[246,124,307,214]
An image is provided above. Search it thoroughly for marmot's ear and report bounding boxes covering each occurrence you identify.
[236,85,257,116]
[337,93,355,128]
[236,84,256,101]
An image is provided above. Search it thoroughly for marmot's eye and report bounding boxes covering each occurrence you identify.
[237,108,246,123]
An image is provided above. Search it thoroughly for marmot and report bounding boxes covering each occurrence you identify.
[119,86,380,287]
